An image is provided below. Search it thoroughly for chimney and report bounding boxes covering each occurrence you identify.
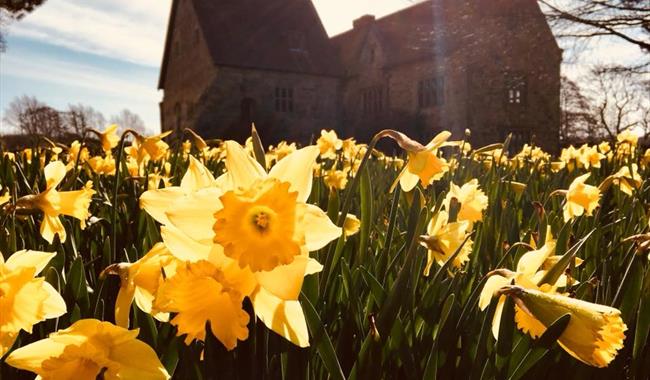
[353,15,375,29]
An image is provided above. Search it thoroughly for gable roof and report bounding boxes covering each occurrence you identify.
[159,0,341,88]
[331,1,453,74]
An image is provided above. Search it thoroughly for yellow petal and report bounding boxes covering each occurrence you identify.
[180,155,216,191]
[268,145,319,202]
[301,204,342,251]
[478,275,510,311]
[115,282,136,328]
[165,188,222,243]
[515,242,554,276]
[40,214,66,244]
[254,256,311,301]
[224,141,266,189]
[4,250,56,274]
[5,337,67,374]
[140,187,186,225]
[491,295,506,340]
[109,337,171,379]
[251,287,310,347]
[399,170,420,192]
[40,281,67,319]
[160,225,214,262]
[44,161,66,190]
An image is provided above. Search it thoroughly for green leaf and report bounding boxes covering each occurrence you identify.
[300,293,345,380]
[507,314,571,380]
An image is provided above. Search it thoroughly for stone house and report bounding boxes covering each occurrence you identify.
[159,0,562,151]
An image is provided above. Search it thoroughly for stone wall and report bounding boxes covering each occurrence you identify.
[193,66,340,145]
[160,0,218,134]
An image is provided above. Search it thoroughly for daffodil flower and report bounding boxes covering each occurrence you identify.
[498,286,626,368]
[15,161,95,243]
[141,143,341,348]
[418,210,473,276]
[479,235,582,340]
[98,124,120,152]
[101,243,180,328]
[397,131,451,192]
[317,129,343,159]
[5,319,170,379]
[442,179,488,224]
[0,250,67,356]
[563,173,600,222]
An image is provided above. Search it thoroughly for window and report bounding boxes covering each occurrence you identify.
[362,85,384,115]
[275,87,294,113]
[505,72,527,105]
[418,76,445,108]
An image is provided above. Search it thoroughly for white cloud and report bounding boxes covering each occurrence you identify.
[0,53,161,132]
[5,0,171,67]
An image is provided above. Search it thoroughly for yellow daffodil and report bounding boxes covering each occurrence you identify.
[154,259,255,350]
[563,173,600,222]
[99,124,120,152]
[617,128,638,147]
[560,145,579,172]
[397,131,451,192]
[443,179,488,224]
[323,169,349,190]
[0,250,66,356]
[343,213,361,237]
[87,152,116,176]
[15,161,95,243]
[418,210,472,275]
[611,164,642,196]
[5,318,170,379]
[578,144,605,169]
[479,235,559,339]
[66,141,90,170]
[498,286,626,368]
[317,129,343,159]
[101,243,180,328]
[141,143,340,348]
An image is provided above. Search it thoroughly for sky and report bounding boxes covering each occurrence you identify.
[0,0,646,134]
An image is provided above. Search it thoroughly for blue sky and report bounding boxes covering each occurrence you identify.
[0,0,645,134]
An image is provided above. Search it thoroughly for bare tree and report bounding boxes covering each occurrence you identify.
[587,65,648,140]
[109,109,147,135]
[3,95,66,137]
[62,103,105,136]
[539,0,650,70]
[560,75,596,143]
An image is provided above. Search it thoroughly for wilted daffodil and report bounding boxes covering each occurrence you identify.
[101,243,180,328]
[498,286,626,368]
[443,179,488,224]
[5,319,170,379]
[14,161,95,243]
[0,250,66,356]
[418,209,473,276]
[396,131,451,192]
